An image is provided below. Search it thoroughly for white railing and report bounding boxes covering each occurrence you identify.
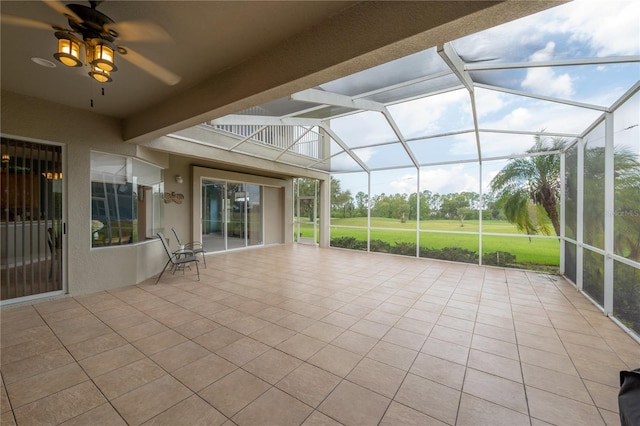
[207,123,321,159]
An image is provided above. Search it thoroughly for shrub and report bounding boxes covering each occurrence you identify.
[484,251,517,266]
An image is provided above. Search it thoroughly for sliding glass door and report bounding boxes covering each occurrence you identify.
[201,179,262,252]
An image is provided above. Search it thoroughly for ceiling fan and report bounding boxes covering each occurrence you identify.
[1,0,181,85]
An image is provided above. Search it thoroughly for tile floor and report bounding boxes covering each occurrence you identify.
[1,244,638,425]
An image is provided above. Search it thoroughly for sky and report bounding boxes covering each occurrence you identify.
[329,0,639,198]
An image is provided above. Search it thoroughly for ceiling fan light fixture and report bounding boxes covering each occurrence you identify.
[89,65,112,83]
[90,41,117,72]
[53,32,82,67]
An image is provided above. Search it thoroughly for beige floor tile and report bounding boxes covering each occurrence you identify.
[518,345,579,375]
[243,349,302,384]
[276,363,341,408]
[65,332,128,360]
[463,368,528,414]
[312,340,365,375]
[1,347,74,385]
[430,324,473,347]
[349,319,391,339]
[379,401,447,426]
[301,410,342,426]
[6,362,88,408]
[1,379,11,414]
[457,392,530,426]
[117,320,170,342]
[198,369,270,418]
[60,403,127,425]
[13,381,106,426]
[227,316,271,335]
[421,337,470,366]
[522,363,591,404]
[193,326,244,352]
[600,408,621,426]
[93,358,165,400]
[173,318,220,339]
[79,344,146,378]
[277,313,317,332]
[172,353,237,392]
[0,329,63,366]
[467,348,523,383]
[437,314,475,333]
[394,373,460,425]
[321,311,360,329]
[301,321,345,343]
[382,327,426,351]
[215,337,270,366]
[473,322,516,343]
[346,357,406,398]
[150,340,211,372]
[111,375,193,425]
[584,379,619,413]
[527,386,605,425]
[319,380,390,426]
[410,353,466,390]
[249,323,297,346]
[331,330,378,356]
[367,341,417,370]
[233,387,313,426]
[132,329,189,356]
[143,395,227,426]
[277,333,326,361]
[471,334,519,361]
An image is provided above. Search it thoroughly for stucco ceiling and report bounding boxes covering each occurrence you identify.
[1,1,563,143]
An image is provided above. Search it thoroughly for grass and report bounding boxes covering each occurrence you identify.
[296,217,560,269]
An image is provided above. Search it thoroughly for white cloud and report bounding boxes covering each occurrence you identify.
[420,165,479,194]
[389,89,469,138]
[521,42,574,97]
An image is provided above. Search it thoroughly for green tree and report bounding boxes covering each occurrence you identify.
[355,191,368,217]
[490,134,566,236]
[330,178,353,218]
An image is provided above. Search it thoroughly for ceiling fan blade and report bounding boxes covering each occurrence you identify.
[42,0,84,24]
[119,46,181,86]
[105,21,172,43]
[1,14,56,31]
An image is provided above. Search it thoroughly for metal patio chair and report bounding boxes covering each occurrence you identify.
[156,232,200,283]
[171,227,207,268]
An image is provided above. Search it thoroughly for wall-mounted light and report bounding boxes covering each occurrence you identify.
[1,154,9,163]
[175,175,184,184]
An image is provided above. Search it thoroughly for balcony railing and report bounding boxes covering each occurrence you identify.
[207,123,321,159]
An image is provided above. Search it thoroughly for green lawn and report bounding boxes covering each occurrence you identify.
[296,217,560,270]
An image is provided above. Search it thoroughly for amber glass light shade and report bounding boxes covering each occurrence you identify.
[91,42,117,72]
[89,65,112,83]
[54,33,82,67]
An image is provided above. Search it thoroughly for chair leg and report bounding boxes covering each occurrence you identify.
[156,260,172,284]
[195,259,200,281]
[201,253,206,268]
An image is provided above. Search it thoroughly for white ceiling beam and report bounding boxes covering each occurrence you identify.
[319,123,370,173]
[209,115,322,127]
[291,89,384,112]
[381,107,419,169]
[465,56,640,71]
[437,42,474,92]
[475,83,609,112]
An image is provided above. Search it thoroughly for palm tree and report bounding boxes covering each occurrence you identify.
[490,134,566,236]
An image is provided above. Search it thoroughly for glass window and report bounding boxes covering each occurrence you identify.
[90,152,164,247]
[583,121,606,249]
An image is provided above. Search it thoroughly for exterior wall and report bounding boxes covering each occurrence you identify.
[1,91,320,299]
[1,91,167,296]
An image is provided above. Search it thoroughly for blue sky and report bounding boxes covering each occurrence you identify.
[331,0,639,198]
